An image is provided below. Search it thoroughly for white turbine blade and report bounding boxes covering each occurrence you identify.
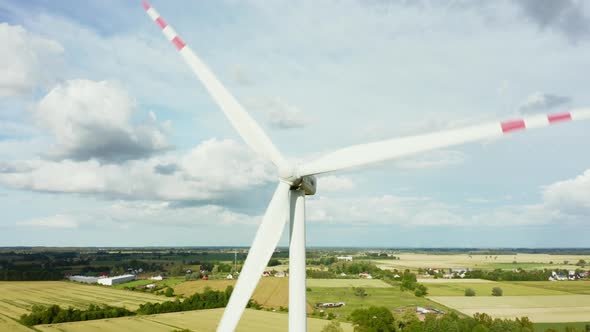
[142,1,288,170]
[298,109,590,176]
[217,181,291,332]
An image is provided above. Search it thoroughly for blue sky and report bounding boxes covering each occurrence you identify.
[1,0,589,247]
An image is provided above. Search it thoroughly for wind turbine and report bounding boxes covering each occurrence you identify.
[142,2,590,331]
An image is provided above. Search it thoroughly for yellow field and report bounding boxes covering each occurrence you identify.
[0,313,33,331]
[372,253,587,271]
[429,295,590,323]
[36,308,354,332]
[306,278,392,288]
[173,278,299,310]
[0,282,165,322]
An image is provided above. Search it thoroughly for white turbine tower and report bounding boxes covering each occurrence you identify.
[143,2,590,331]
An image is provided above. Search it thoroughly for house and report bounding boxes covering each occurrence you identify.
[275,272,286,278]
[262,271,272,277]
[97,274,136,286]
[337,256,353,262]
[149,275,163,281]
[358,272,372,279]
[226,274,234,280]
[393,274,400,279]
[340,273,347,277]
[146,283,156,289]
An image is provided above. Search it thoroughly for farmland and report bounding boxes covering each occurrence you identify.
[307,286,445,319]
[306,278,392,288]
[0,281,166,331]
[371,253,589,271]
[425,281,570,296]
[36,308,354,332]
[429,295,590,323]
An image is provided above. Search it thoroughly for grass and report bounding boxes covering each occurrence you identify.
[35,308,355,332]
[307,286,445,320]
[425,282,569,296]
[112,277,185,290]
[508,281,590,295]
[0,313,34,332]
[429,295,590,323]
[307,279,392,288]
[533,322,590,332]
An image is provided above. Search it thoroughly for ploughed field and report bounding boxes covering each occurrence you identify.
[35,308,354,332]
[426,280,590,323]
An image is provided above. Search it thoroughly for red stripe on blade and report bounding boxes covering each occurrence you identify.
[155,17,167,29]
[142,0,151,10]
[501,119,526,133]
[548,112,572,123]
[172,36,186,50]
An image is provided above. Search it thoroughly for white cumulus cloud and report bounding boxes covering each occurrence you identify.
[35,79,170,162]
[0,23,63,97]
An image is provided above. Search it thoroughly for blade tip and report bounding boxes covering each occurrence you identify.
[142,0,151,10]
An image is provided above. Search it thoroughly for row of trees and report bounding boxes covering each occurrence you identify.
[20,286,235,326]
[137,286,234,315]
[346,307,537,332]
[20,304,134,326]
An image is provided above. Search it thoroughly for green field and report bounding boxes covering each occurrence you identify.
[306,279,392,288]
[425,281,569,296]
[112,277,185,290]
[533,322,590,332]
[429,295,590,323]
[509,281,590,295]
[307,286,444,319]
[36,308,354,332]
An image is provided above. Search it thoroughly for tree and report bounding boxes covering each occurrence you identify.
[576,259,587,267]
[268,259,281,267]
[491,287,503,297]
[349,306,396,332]
[169,264,186,276]
[164,287,175,297]
[414,284,428,297]
[322,320,344,332]
[354,287,368,298]
[465,288,476,297]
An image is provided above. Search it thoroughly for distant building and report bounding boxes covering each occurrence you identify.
[337,256,353,262]
[275,272,286,278]
[316,302,346,308]
[226,274,234,280]
[97,274,136,286]
[146,283,157,289]
[68,275,99,284]
[149,275,163,281]
[262,271,271,277]
[358,272,372,279]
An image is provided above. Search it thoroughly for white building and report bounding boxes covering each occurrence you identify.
[68,276,99,284]
[97,274,136,286]
[337,256,353,262]
[149,275,163,281]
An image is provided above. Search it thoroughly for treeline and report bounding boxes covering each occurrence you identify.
[19,286,236,326]
[20,304,134,326]
[349,307,538,332]
[137,286,233,314]
[465,269,551,281]
[1,269,63,281]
